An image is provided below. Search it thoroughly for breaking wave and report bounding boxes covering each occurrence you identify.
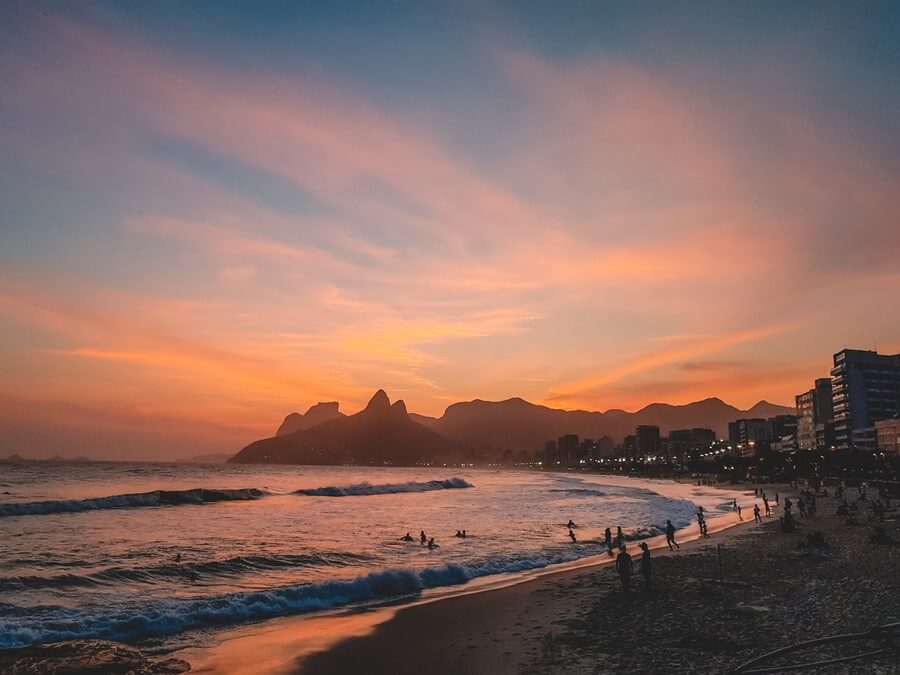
[294,478,473,497]
[0,552,373,591]
[0,543,614,648]
[0,488,268,518]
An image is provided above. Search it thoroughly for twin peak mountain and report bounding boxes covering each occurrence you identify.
[228,390,793,465]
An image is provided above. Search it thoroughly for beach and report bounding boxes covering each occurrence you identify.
[4,483,898,674]
[295,488,899,674]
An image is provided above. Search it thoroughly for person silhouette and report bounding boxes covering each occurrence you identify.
[753,504,762,523]
[568,527,577,543]
[427,537,438,549]
[616,545,633,592]
[420,530,427,545]
[604,527,613,553]
[401,532,414,541]
[665,519,679,550]
[639,542,652,590]
[616,526,624,548]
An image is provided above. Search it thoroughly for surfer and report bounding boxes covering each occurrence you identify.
[427,537,438,549]
[420,530,427,545]
[401,533,414,541]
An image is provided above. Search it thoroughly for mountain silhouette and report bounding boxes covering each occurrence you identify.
[276,402,344,436]
[410,396,794,452]
[230,390,463,465]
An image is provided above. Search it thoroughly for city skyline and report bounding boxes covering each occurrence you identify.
[2,2,900,458]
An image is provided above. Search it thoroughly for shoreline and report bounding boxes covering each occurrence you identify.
[179,486,762,675]
[295,489,899,675]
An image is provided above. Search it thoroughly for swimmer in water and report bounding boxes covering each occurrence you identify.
[401,532,414,541]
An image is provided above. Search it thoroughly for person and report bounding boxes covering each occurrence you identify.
[732,499,738,511]
[454,530,462,537]
[401,532,414,541]
[798,498,808,518]
[616,526,624,549]
[615,545,633,592]
[427,537,438,549]
[639,542,652,590]
[665,519,679,551]
[175,553,181,563]
[753,504,762,523]
[461,530,467,538]
[775,492,779,505]
[604,527,613,554]
[568,527,577,543]
[764,497,771,517]
[420,530,427,545]
[697,511,708,537]
[737,504,743,519]
[567,519,576,529]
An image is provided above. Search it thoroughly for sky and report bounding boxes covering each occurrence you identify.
[1,1,899,459]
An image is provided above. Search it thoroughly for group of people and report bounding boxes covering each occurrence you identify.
[615,541,653,592]
[400,530,451,549]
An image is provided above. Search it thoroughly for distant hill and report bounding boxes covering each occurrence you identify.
[231,390,465,465]
[276,402,344,436]
[410,396,795,453]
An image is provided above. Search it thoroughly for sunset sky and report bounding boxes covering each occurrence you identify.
[2,2,899,458]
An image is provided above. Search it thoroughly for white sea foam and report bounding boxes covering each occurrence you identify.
[294,477,473,497]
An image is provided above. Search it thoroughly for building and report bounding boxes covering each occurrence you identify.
[831,349,900,450]
[557,434,579,465]
[728,418,773,446]
[543,440,557,464]
[635,425,660,459]
[796,378,834,451]
[875,417,900,454]
[770,414,798,439]
[667,428,716,457]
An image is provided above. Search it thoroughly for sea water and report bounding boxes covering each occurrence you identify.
[0,461,747,653]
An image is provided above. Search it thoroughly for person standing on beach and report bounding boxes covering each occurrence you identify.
[568,527,577,543]
[665,519,679,550]
[737,504,742,519]
[616,526,624,549]
[763,498,771,517]
[697,511,709,537]
[753,504,762,523]
[639,542,652,590]
[616,545,633,592]
[604,527,613,554]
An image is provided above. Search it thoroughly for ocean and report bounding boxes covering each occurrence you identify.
[0,461,748,654]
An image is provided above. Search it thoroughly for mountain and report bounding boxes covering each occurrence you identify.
[412,396,795,452]
[230,390,465,465]
[275,402,344,436]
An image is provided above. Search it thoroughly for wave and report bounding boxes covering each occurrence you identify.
[548,488,606,497]
[294,477,473,497]
[0,542,609,649]
[0,519,709,650]
[1,552,373,591]
[0,488,268,518]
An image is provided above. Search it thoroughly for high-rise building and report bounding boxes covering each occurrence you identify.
[557,434,579,465]
[635,425,660,458]
[830,349,900,450]
[795,378,833,451]
[728,418,773,445]
[666,428,715,456]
